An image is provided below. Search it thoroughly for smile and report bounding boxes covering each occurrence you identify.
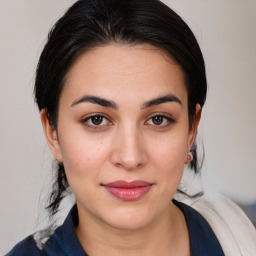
[103,180,153,201]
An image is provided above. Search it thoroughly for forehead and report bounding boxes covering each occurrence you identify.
[62,44,187,106]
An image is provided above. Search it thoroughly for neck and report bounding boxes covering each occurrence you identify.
[75,202,190,256]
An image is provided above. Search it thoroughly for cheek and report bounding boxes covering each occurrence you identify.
[150,132,188,168]
[152,144,186,186]
[148,130,188,192]
[58,131,111,179]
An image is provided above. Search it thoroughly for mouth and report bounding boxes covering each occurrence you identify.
[102,180,153,201]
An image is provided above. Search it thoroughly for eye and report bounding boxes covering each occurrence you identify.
[89,116,105,125]
[146,114,175,127]
[81,114,111,129]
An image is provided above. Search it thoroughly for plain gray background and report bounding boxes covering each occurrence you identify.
[1,0,256,254]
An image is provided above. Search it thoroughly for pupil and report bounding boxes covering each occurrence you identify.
[92,116,103,125]
[153,116,163,125]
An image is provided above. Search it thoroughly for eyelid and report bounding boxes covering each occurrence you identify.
[80,112,175,131]
[81,113,113,129]
[145,113,176,127]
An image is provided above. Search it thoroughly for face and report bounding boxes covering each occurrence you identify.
[42,44,200,231]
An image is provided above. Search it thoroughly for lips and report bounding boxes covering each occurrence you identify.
[103,180,153,201]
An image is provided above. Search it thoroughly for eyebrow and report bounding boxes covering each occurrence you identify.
[71,94,182,109]
[71,95,118,109]
[141,94,182,109]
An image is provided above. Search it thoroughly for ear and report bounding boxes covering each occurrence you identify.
[187,104,201,152]
[40,109,63,162]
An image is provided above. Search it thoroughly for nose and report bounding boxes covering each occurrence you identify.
[110,125,148,170]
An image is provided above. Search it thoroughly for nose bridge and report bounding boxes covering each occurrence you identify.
[110,122,147,170]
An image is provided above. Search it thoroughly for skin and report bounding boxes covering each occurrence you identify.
[41,44,201,255]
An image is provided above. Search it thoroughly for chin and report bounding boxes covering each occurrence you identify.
[107,218,151,231]
[101,206,158,231]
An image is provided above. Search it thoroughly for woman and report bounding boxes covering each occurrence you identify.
[6,0,256,255]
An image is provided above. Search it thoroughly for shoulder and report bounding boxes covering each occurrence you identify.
[174,199,225,255]
[5,235,46,256]
[182,192,256,256]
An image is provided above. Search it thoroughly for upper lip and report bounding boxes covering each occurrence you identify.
[103,180,153,188]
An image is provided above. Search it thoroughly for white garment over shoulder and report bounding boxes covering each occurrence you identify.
[181,193,256,256]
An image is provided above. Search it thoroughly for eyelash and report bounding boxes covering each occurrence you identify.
[145,114,175,128]
[81,113,175,130]
[81,114,112,130]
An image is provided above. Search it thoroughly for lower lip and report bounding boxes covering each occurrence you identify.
[104,185,152,201]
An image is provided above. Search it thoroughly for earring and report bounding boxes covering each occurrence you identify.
[187,152,193,163]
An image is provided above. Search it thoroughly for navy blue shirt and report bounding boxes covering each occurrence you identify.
[6,201,224,256]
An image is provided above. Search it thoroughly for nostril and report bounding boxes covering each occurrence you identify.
[110,151,147,170]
